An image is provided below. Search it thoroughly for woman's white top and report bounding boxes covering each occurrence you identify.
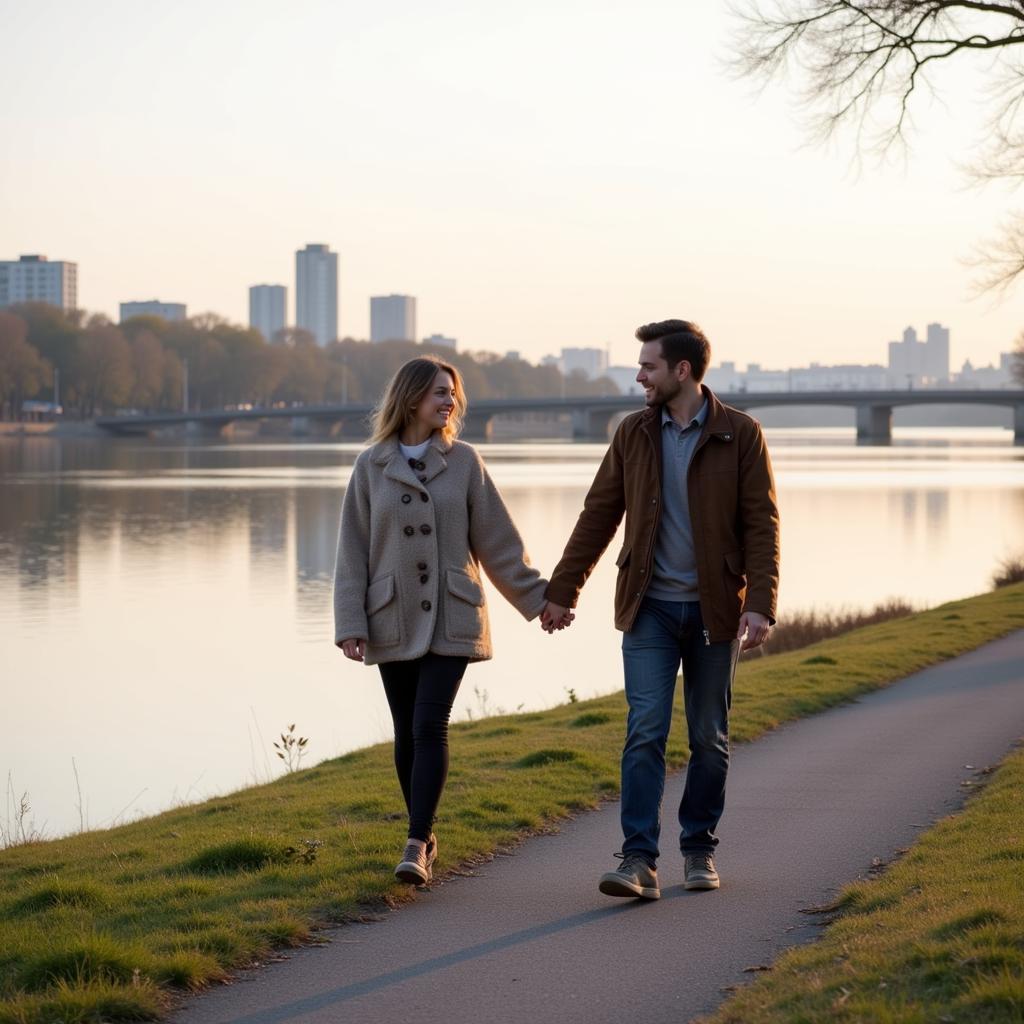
[399,438,432,460]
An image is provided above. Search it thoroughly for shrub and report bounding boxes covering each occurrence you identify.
[744,599,915,659]
[992,553,1024,589]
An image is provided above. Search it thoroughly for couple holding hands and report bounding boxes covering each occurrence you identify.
[334,319,780,899]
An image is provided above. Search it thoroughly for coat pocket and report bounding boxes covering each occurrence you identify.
[366,574,400,647]
[724,550,745,579]
[444,568,486,642]
[721,550,747,623]
[615,545,632,569]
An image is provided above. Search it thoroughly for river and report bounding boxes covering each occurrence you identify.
[1,427,1021,838]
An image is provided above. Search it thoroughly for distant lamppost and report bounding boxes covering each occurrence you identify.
[183,358,190,412]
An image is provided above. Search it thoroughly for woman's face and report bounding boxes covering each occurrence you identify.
[413,370,456,433]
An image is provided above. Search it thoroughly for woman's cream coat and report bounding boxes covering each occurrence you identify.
[333,435,547,665]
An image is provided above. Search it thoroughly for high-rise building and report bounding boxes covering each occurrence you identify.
[423,333,456,350]
[295,244,338,346]
[888,324,950,385]
[561,346,609,380]
[0,254,77,311]
[925,322,950,382]
[249,284,287,342]
[370,294,417,343]
[120,300,187,322]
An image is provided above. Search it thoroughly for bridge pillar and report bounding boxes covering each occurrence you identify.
[290,416,343,438]
[570,408,617,440]
[188,419,234,438]
[855,404,892,443]
[337,416,371,440]
[461,413,494,441]
[1015,404,1024,444]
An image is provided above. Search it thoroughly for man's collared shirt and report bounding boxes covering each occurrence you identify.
[646,399,708,603]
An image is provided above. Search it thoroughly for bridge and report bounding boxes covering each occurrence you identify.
[95,389,1024,443]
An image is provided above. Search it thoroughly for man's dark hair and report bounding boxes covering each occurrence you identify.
[635,320,711,382]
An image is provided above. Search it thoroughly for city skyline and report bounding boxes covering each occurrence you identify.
[2,4,1021,370]
[1,254,1012,382]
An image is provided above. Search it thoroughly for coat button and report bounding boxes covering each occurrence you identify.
[415,460,426,471]
[401,494,412,504]
[403,526,414,537]
[420,524,432,535]
[418,474,427,482]
[420,573,429,584]
[417,562,427,571]
[650,498,656,505]
[421,600,432,611]
[420,493,429,502]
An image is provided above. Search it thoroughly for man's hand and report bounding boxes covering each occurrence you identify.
[737,612,770,652]
[340,638,366,662]
[540,601,575,634]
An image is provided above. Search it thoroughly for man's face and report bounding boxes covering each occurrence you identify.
[636,340,686,406]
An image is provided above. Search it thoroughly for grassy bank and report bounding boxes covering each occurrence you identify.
[699,743,1024,1024]
[1,583,1022,1023]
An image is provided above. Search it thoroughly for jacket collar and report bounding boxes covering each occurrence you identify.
[371,432,451,488]
[700,386,735,441]
[639,385,734,448]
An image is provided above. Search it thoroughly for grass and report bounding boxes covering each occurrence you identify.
[1,582,1022,1023]
[698,743,1024,1024]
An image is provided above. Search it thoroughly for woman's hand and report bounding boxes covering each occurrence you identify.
[540,602,574,633]
[341,638,366,662]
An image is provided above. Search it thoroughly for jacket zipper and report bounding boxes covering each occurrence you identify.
[689,431,714,648]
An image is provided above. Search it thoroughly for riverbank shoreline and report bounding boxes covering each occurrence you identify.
[0,411,1018,442]
[0,421,102,437]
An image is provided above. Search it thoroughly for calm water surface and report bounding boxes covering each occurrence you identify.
[1,428,1022,837]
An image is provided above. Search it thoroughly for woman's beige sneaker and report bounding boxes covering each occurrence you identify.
[598,853,660,900]
[394,834,437,885]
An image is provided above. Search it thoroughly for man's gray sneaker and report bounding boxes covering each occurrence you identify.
[598,853,660,900]
[684,852,720,890]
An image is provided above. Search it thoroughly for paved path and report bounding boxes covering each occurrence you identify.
[175,632,1024,1024]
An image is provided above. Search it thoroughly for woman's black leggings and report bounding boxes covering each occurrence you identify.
[379,653,468,842]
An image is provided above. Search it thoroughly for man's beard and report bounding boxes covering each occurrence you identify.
[647,377,682,406]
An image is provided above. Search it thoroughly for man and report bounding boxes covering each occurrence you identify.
[541,319,780,899]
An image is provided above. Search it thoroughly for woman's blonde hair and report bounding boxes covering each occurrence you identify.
[369,356,467,445]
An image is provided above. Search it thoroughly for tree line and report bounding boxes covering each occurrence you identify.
[0,304,620,420]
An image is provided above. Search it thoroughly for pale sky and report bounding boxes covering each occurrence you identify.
[2,0,1020,370]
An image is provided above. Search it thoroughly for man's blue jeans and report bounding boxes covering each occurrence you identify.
[620,596,739,864]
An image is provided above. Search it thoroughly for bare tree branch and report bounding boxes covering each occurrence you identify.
[731,1,1024,288]
[968,211,1024,292]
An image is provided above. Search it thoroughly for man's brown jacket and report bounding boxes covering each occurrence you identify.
[545,387,780,642]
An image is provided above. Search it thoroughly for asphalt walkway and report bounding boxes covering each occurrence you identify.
[174,631,1024,1024]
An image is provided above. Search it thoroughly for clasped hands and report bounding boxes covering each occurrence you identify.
[540,601,574,634]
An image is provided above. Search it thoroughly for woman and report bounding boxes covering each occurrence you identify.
[334,356,548,885]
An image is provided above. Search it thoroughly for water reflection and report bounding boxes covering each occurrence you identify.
[1,429,1022,838]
